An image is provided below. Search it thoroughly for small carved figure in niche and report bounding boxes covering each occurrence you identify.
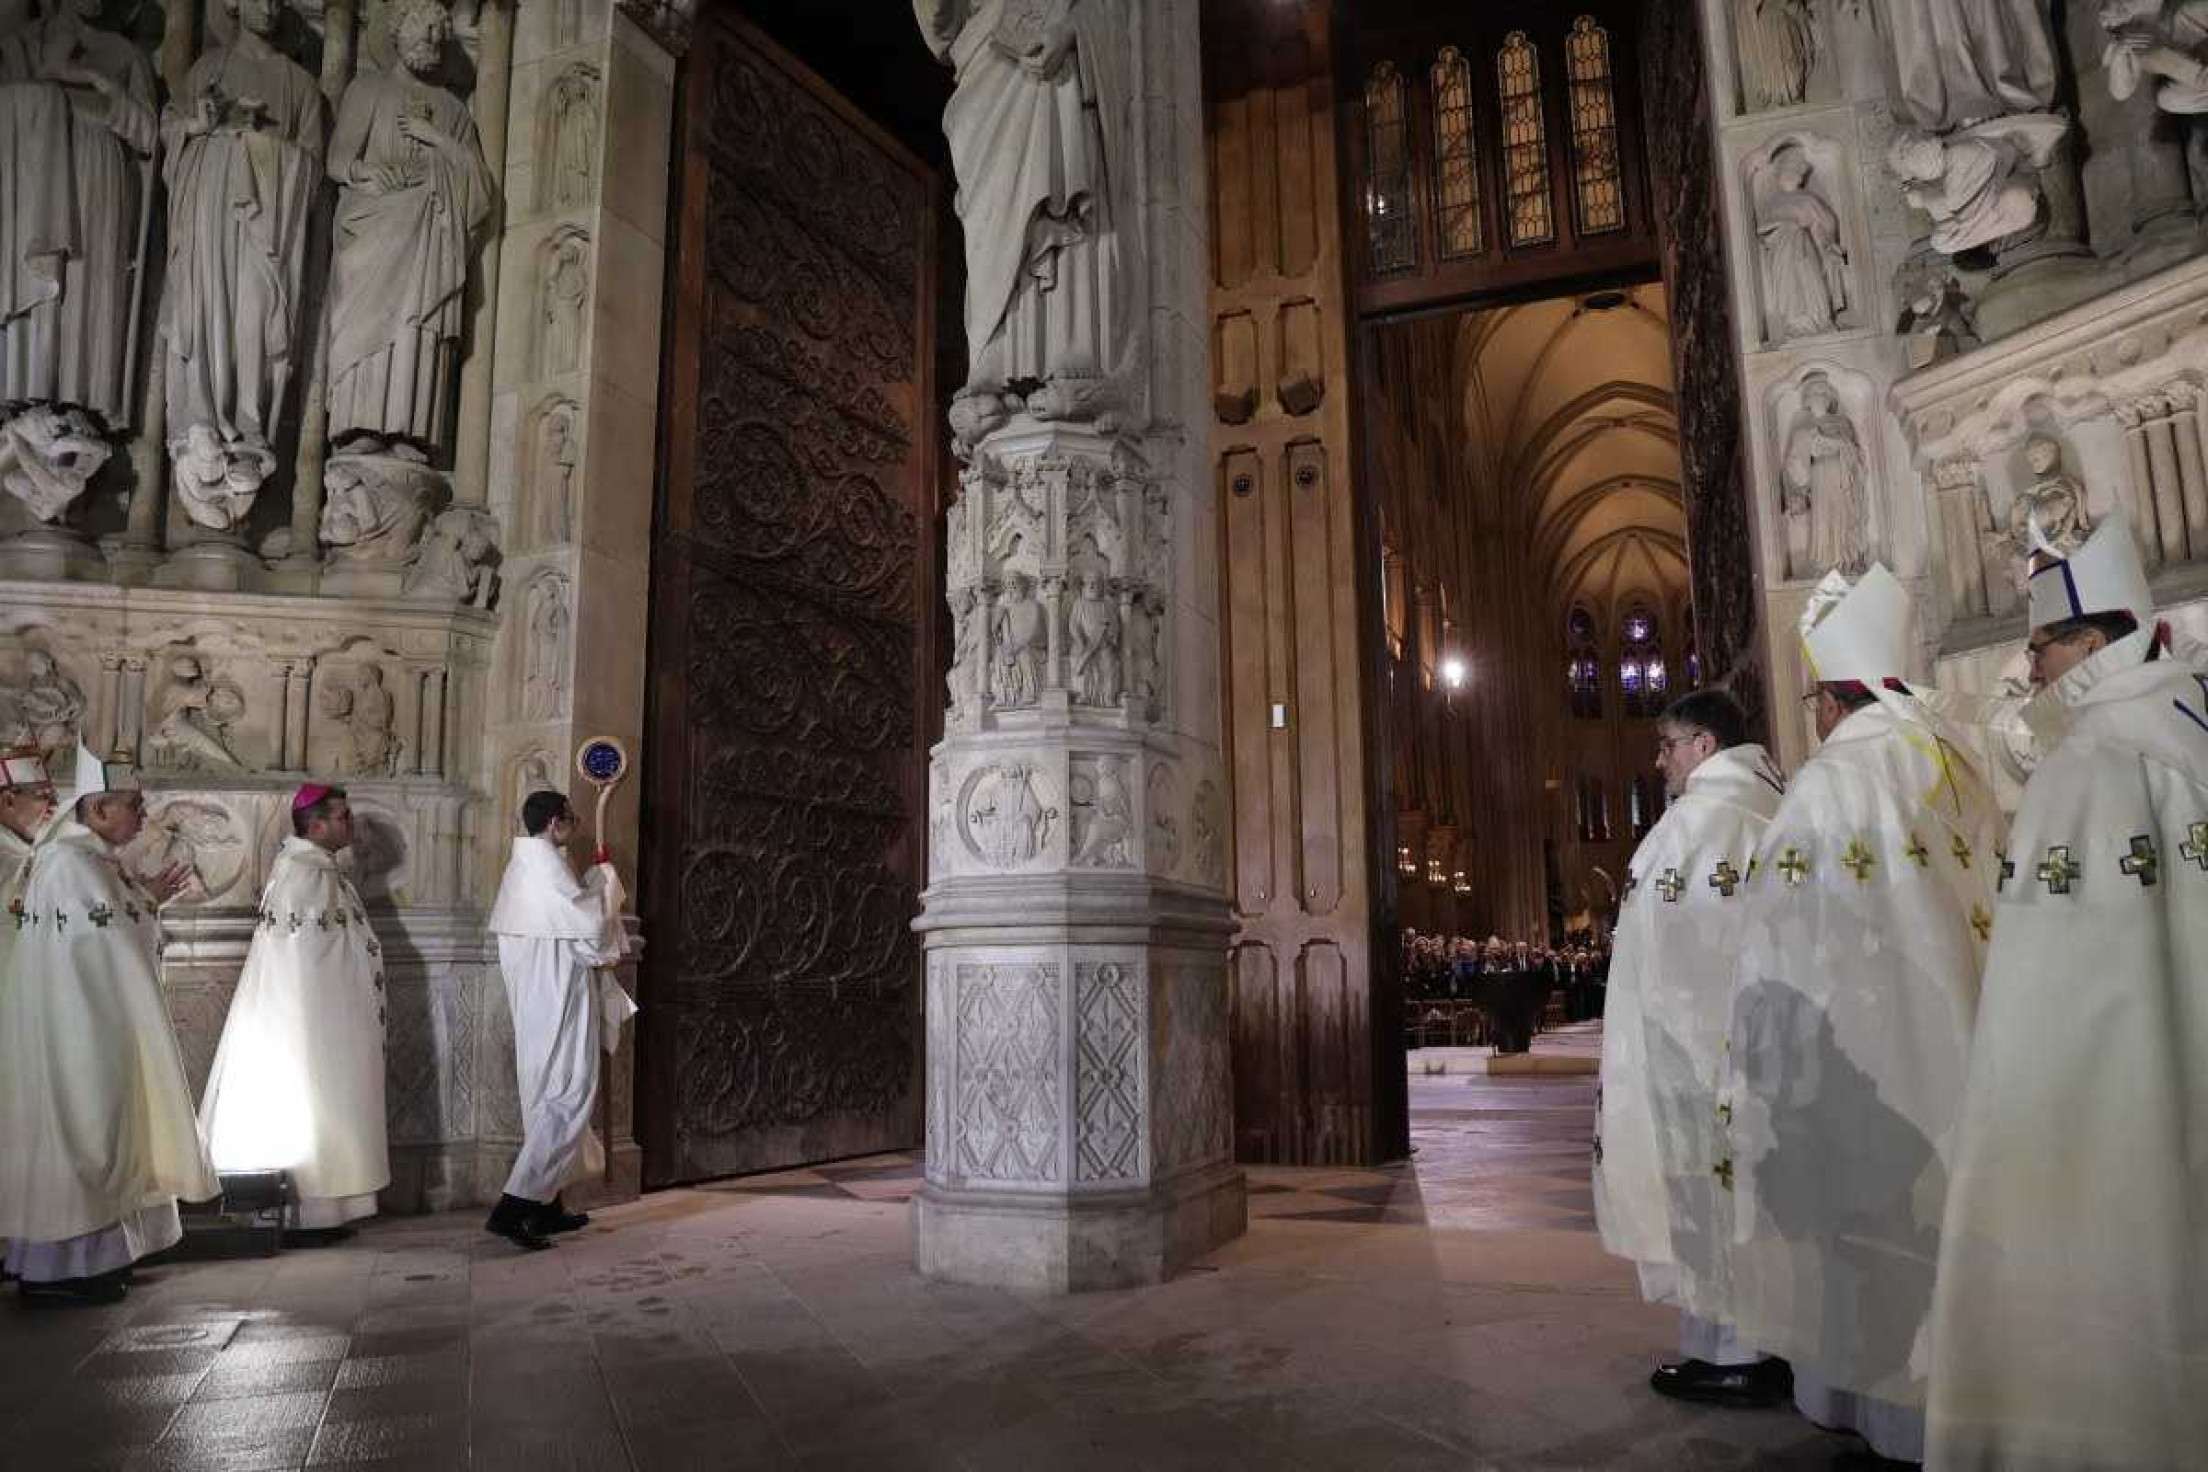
[170,421,275,532]
[1893,254,1981,368]
[322,664,402,777]
[2103,0,2208,114]
[15,650,84,756]
[522,576,571,721]
[321,444,447,563]
[324,0,496,452]
[160,0,326,532]
[541,65,600,210]
[403,505,500,607]
[946,586,980,707]
[917,0,1137,450]
[1125,589,1163,722]
[991,573,1045,709]
[1781,372,1870,580]
[1754,144,1849,342]
[540,234,589,377]
[528,404,577,547]
[0,0,158,428]
[1734,0,1816,112]
[151,655,250,772]
[1066,571,1121,706]
[0,405,110,522]
[1887,119,2064,257]
[1072,760,1132,867]
[2006,433,2093,575]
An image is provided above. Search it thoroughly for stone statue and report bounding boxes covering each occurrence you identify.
[991,573,1045,708]
[522,577,570,720]
[515,751,554,819]
[0,649,86,755]
[916,0,1137,445]
[528,403,577,547]
[0,404,109,522]
[321,445,447,563]
[1734,0,1816,112]
[541,65,600,210]
[1753,145,1848,341]
[2101,0,2208,114]
[1894,254,1981,368]
[540,234,589,376]
[160,0,326,531]
[323,665,401,777]
[1126,587,1163,722]
[947,586,980,707]
[151,656,249,772]
[0,0,158,429]
[1781,373,1870,580]
[1881,0,2059,133]
[1066,571,1121,706]
[2006,433,2093,575]
[403,505,500,607]
[1071,759,1131,866]
[1887,117,2066,256]
[324,0,497,452]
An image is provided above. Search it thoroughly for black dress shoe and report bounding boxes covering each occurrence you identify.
[1648,1356,1794,1408]
[531,1195,590,1235]
[17,1269,129,1307]
[484,1194,554,1252]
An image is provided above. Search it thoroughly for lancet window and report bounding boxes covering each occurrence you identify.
[1563,17,1624,236]
[1430,47,1483,260]
[1365,61,1417,275]
[1496,32,1553,247]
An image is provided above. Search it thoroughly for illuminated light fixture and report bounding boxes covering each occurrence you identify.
[1451,869,1471,895]
[1426,857,1446,887]
[1397,844,1418,877]
[1441,656,1467,689]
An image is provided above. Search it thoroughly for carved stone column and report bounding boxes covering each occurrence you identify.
[2142,393,2189,565]
[2165,382,2208,561]
[282,659,314,771]
[2115,400,2164,567]
[452,0,517,508]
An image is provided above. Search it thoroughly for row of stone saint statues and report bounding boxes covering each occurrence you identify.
[0,0,492,544]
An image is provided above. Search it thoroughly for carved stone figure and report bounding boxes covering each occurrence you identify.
[1882,0,2059,133]
[947,586,980,707]
[324,0,496,451]
[2006,433,2093,574]
[1887,117,2065,256]
[1894,254,1981,368]
[160,0,326,530]
[126,798,244,906]
[324,664,401,776]
[522,576,571,720]
[527,401,577,547]
[1071,759,1131,867]
[2103,0,2208,114]
[965,762,1054,868]
[403,505,500,607]
[1753,145,1848,341]
[1734,0,1816,112]
[321,445,447,563]
[991,573,1045,709]
[1781,373,1870,579]
[1125,589,1162,722]
[17,649,83,754]
[540,232,589,376]
[0,0,158,428]
[916,0,1137,441]
[1066,572,1121,706]
[541,65,600,210]
[151,655,249,772]
[0,404,109,521]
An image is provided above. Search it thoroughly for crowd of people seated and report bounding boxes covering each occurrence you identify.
[1401,930,1610,1053]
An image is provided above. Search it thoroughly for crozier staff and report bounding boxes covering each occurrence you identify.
[0,743,212,1305]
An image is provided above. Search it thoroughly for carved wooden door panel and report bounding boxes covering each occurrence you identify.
[643,12,937,1187]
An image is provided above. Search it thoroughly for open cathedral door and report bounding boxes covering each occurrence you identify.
[640,12,937,1187]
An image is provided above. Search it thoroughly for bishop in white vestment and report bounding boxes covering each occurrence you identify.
[1927,516,2208,1471]
[1722,567,2005,1463]
[199,785,389,1231]
[1595,689,1789,1406]
[0,744,57,1277]
[485,789,630,1250]
[0,744,212,1303]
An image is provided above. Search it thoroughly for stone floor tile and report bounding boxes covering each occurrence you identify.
[617,1415,796,1471]
[192,1356,344,1401]
[155,1391,328,1464]
[469,1423,637,1472]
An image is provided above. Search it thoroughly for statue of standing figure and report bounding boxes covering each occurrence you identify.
[160,0,326,532]
[1753,145,1848,342]
[1065,571,1121,706]
[1781,373,1871,581]
[324,0,496,454]
[915,0,1137,448]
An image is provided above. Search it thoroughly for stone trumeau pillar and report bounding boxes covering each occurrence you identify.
[913,0,1246,1291]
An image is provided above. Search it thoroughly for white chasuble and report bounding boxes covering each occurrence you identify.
[199,838,389,1228]
[1927,634,2208,1471]
[488,837,629,1202]
[1596,743,1784,1323]
[1720,700,2005,1426]
[0,822,216,1249]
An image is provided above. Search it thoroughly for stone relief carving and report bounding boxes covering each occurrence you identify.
[1887,116,2066,258]
[325,0,496,453]
[538,228,591,379]
[1065,571,1121,707]
[402,505,500,607]
[946,585,980,711]
[0,405,108,522]
[160,0,325,532]
[319,663,404,776]
[1894,254,1981,368]
[520,571,571,720]
[991,572,1045,709]
[1125,587,1163,722]
[1145,762,1180,876]
[1931,455,1997,621]
[1073,961,1142,1182]
[1191,778,1224,888]
[1733,0,1816,113]
[1069,755,1132,868]
[321,447,447,564]
[149,652,250,772]
[523,396,579,548]
[1779,370,1871,580]
[0,647,86,756]
[1155,963,1231,1174]
[2102,1,2208,116]
[960,762,1057,870]
[2005,432,2093,568]
[127,796,247,906]
[953,963,1062,1182]
[538,63,601,211]
[1751,142,1850,342]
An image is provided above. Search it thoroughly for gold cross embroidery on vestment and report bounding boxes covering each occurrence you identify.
[1655,867,1685,903]
[1775,847,1809,887]
[1841,839,1876,883]
[2119,835,2159,887]
[1903,833,1929,868]
[1950,833,1974,869]
[2179,822,2208,872]
[2037,845,2082,895]
[1708,860,1741,898]
[1969,904,1992,941]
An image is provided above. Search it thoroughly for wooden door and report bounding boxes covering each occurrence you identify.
[641,12,937,1187]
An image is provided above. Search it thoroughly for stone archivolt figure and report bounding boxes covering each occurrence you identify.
[991,573,1045,708]
[327,665,400,776]
[1065,570,1121,706]
[541,66,599,210]
[1781,373,1870,580]
[1734,0,1816,112]
[325,0,495,453]
[18,649,83,755]
[915,0,1137,444]
[403,504,499,608]
[0,0,156,431]
[1753,145,1848,341]
[521,577,570,720]
[160,0,325,531]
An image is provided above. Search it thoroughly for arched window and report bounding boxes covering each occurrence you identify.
[1565,606,1601,719]
[1496,32,1553,247]
[1364,62,1417,275]
[1430,47,1484,259]
[1563,17,1624,236]
[1619,606,1660,718]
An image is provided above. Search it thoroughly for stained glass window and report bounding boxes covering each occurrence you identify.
[1621,606,1660,717]
[1495,32,1553,247]
[1564,17,1624,236]
[1567,606,1602,719]
[1646,656,1668,698]
[1430,47,1483,259]
[1364,62,1417,275]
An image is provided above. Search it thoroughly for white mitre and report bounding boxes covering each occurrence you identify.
[2026,511,2153,631]
[1800,562,1913,686]
[71,738,138,798]
[0,746,48,789]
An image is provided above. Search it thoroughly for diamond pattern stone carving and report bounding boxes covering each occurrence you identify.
[955,965,1063,1182]
[1074,963,1143,1182]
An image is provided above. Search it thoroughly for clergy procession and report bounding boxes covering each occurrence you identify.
[1597,515,2208,1470]
[0,773,631,1303]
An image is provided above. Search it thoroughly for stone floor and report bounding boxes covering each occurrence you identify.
[0,1071,1859,1470]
